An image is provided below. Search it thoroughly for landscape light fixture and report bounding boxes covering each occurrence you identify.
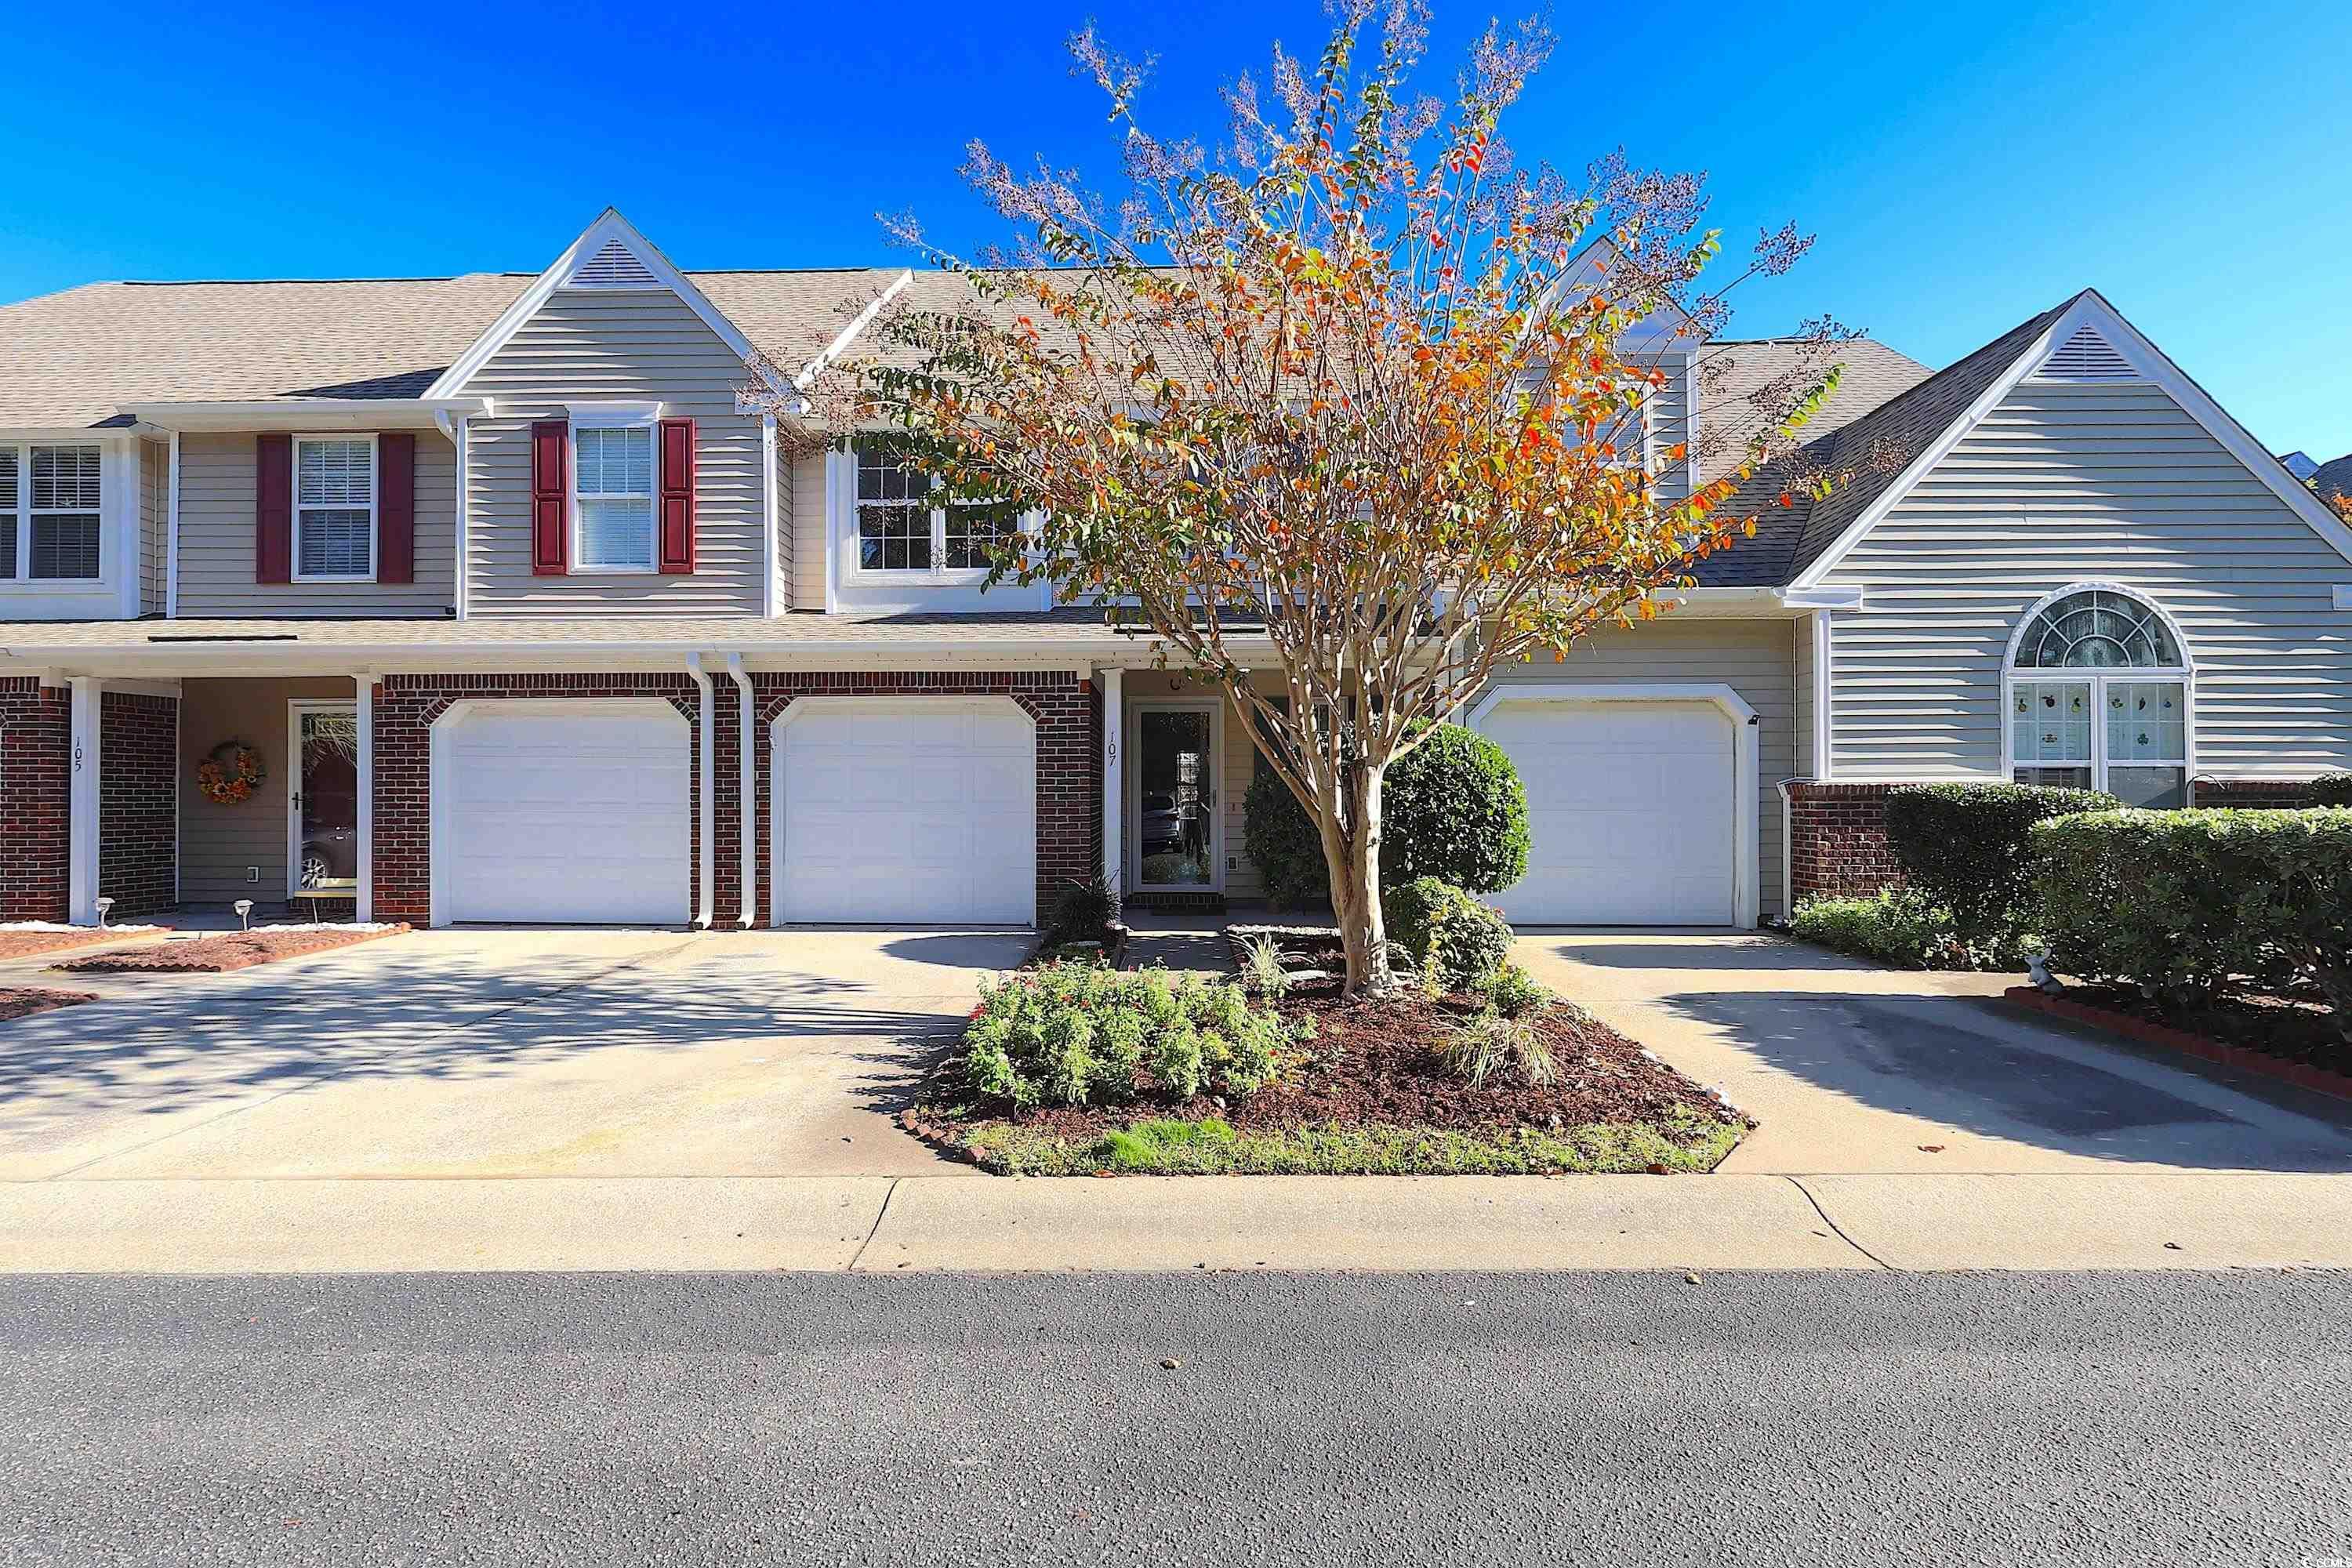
[233,898,253,932]
[93,897,113,929]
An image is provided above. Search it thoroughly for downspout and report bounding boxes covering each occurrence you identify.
[435,409,469,619]
[724,652,756,928]
[685,652,716,930]
[163,431,180,619]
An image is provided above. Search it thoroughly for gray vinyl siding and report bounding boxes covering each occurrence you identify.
[1481,618,1795,917]
[775,436,794,612]
[1647,357,1694,508]
[174,431,458,617]
[1820,379,2352,781]
[792,450,827,611]
[459,290,765,616]
[138,439,166,615]
[1793,613,1816,776]
[178,676,355,908]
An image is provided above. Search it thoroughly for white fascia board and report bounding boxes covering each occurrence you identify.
[1787,305,2075,591]
[794,270,913,391]
[122,398,491,432]
[423,208,786,401]
[2070,290,2352,571]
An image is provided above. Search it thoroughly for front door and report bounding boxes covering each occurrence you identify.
[287,702,359,898]
[1129,702,1221,891]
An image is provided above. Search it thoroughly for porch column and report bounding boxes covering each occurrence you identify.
[354,673,375,923]
[1100,666,1123,893]
[67,677,100,925]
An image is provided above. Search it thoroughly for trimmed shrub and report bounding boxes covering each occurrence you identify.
[1379,725,1531,892]
[2034,808,2352,1026]
[1475,961,1551,1019]
[1884,782,2118,944]
[2309,774,2352,808]
[1789,887,1960,969]
[962,962,1301,1108]
[1387,877,1515,993]
[1240,722,1532,909]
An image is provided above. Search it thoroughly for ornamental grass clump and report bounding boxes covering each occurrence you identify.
[1438,1011,1559,1089]
[962,962,1301,1109]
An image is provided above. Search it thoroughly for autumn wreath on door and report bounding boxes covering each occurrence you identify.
[196,741,266,804]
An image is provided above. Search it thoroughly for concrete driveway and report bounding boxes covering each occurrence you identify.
[1515,931,2352,1174]
[0,927,1024,1183]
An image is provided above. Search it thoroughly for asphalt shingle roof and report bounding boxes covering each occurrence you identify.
[1690,299,2076,586]
[2308,452,2352,506]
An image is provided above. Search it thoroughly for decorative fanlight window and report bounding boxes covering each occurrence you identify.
[2006,586,2190,806]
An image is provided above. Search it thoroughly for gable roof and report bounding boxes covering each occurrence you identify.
[1692,303,2073,586]
[2309,452,2352,506]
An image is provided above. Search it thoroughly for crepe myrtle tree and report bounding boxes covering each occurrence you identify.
[758,2,1850,995]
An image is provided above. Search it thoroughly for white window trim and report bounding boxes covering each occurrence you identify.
[567,402,662,576]
[291,433,378,584]
[0,440,109,586]
[1998,582,2197,797]
[842,440,1014,586]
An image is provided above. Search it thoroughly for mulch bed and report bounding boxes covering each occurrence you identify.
[908,970,1748,1164]
[0,987,100,1022]
[53,924,412,975]
[0,928,168,961]
[2005,985,2352,1102]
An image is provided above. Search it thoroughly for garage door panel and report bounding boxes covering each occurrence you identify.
[437,706,689,926]
[778,701,1035,925]
[1478,699,1736,926]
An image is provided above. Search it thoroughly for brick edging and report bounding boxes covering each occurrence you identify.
[2001,985,2352,1103]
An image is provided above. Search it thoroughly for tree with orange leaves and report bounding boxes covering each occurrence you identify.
[793,1,1847,994]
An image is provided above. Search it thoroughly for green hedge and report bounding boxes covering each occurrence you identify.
[2308,773,2352,808]
[2033,808,2352,1023]
[1241,723,1529,909]
[1788,888,1958,969]
[1885,782,2117,944]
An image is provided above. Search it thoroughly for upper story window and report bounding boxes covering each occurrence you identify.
[855,441,1021,575]
[2006,585,2190,807]
[573,416,657,572]
[295,437,376,581]
[0,444,103,581]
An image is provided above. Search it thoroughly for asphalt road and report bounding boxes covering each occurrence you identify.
[4,1269,2349,1566]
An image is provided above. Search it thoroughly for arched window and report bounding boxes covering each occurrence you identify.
[2005,586,2191,807]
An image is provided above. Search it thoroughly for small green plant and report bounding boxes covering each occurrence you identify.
[1436,1010,1558,1088]
[960,962,1298,1108]
[1050,874,1121,939]
[1476,961,1550,1018]
[1387,877,1514,993]
[1241,934,1294,997]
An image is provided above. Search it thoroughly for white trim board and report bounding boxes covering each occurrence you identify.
[1465,680,1761,929]
[423,209,786,402]
[1789,289,2352,588]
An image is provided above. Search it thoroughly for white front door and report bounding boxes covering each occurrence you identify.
[434,701,690,925]
[1127,701,1221,892]
[1475,699,1737,925]
[775,698,1035,925]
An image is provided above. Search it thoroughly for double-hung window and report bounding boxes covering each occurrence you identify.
[855,441,1022,575]
[294,436,376,581]
[0,443,103,580]
[2006,585,2191,807]
[573,416,658,572]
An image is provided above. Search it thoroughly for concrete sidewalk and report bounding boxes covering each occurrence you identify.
[7,1170,2348,1275]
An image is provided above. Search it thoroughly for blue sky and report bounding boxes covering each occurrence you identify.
[5,0,2347,454]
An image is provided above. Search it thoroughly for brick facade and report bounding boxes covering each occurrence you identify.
[0,677,70,921]
[748,670,1098,927]
[370,673,712,924]
[1785,781,1903,906]
[2190,779,2314,808]
[98,691,179,916]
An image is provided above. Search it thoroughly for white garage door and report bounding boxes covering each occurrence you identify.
[436,702,689,925]
[776,699,1035,925]
[1475,699,1737,925]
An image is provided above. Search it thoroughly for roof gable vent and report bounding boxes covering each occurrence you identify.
[2033,323,2138,383]
[565,236,659,290]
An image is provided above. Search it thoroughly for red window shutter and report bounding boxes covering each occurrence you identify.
[376,432,416,584]
[255,433,292,584]
[658,418,696,575]
[530,420,568,575]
